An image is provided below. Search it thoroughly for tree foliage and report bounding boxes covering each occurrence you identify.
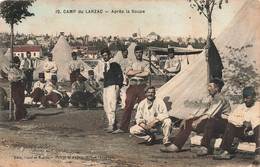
[222,45,260,104]
[0,1,35,25]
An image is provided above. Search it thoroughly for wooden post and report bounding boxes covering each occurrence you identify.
[148,48,152,86]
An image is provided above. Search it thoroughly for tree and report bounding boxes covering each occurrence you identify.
[0,0,35,59]
[189,0,228,82]
[222,45,260,104]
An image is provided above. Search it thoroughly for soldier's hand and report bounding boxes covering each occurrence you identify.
[179,119,187,130]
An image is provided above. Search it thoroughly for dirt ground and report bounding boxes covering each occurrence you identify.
[0,78,258,167]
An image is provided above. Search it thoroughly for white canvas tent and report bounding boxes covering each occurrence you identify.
[111,43,137,63]
[156,0,259,119]
[34,35,92,81]
[0,49,10,76]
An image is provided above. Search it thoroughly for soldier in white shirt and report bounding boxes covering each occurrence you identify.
[163,48,181,82]
[113,45,150,134]
[20,51,34,95]
[31,73,46,103]
[39,75,63,109]
[68,52,84,84]
[130,86,172,146]
[43,54,58,81]
[213,87,260,164]
[8,56,27,121]
[118,48,132,109]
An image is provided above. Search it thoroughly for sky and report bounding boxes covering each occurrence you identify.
[0,0,245,38]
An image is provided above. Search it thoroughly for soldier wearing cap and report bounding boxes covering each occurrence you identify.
[8,56,27,121]
[113,45,150,134]
[68,51,84,84]
[39,75,63,109]
[213,86,259,163]
[85,70,103,106]
[70,74,94,108]
[31,73,46,104]
[163,48,181,82]
[161,78,231,154]
[43,53,58,81]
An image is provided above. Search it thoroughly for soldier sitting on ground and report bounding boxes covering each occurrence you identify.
[39,75,68,109]
[30,73,46,104]
[69,74,95,109]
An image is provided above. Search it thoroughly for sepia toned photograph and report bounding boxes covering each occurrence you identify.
[0,0,259,166]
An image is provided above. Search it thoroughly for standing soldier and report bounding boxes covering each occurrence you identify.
[43,53,58,81]
[113,45,150,134]
[68,52,84,84]
[100,48,123,133]
[163,48,181,82]
[8,56,27,121]
[118,48,132,109]
[20,51,34,95]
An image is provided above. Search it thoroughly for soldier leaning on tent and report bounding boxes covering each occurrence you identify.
[43,53,58,81]
[68,51,84,85]
[20,51,35,96]
[8,56,27,121]
[160,78,231,154]
[163,48,181,82]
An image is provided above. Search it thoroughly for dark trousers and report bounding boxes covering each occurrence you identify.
[220,123,260,154]
[41,92,61,106]
[11,82,26,120]
[70,91,95,107]
[31,88,44,102]
[70,71,80,85]
[24,70,33,94]
[172,118,207,150]
[201,118,228,148]
[119,83,146,131]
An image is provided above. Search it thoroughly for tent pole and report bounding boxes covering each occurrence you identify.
[148,48,151,86]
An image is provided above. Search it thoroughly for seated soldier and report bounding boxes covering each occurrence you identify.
[130,86,172,146]
[213,87,259,164]
[69,74,94,108]
[39,75,65,109]
[31,73,46,104]
[85,70,103,106]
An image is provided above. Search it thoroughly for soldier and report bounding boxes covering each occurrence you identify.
[100,48,123,133]
[163,48,181,82]
[8,56,27,121]
[31,73,46,104]
[68,52,84,84]
[20,51,34,95]
[113,45,150,134]
[43,53,58,81]
[39,75,64,109]
[118,48,132,109]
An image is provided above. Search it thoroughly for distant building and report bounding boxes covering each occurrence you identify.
[26,40,36,45]
[84,51,99,59]
[13,45,43,59]
[147,32,159,42]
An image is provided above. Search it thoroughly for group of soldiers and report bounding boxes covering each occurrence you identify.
[5,46,259,164]
[96,46,259,164]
